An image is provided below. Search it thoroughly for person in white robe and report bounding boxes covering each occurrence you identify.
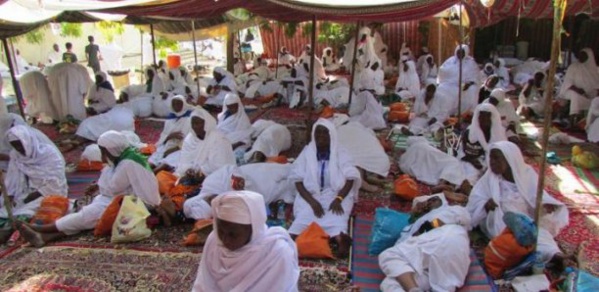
[166,68,187,94]
[75,101,135,142]
[0,114,27,170]
[586,97,599,143]
[156,60,170,89]
[205,67,238,106]
[288,118,361,257]
[343,27,379,72]
[152,91,175,118]
[180,66,195,87]
[47,44,62,65]
[244,119,291,162]
[512,59,549,86]
[437,45,480,115]
[175,108,235,178]
[415,47,430,77]
[478,75,500,104]
[380,45,390,73]
[0,125,67,242]
[183,164,296,221]
[252,58,273,81]
[395,55,421,101]
[149,96,194,167]
[379,193,471,292]
[299,45,327,82]
[558,48,599,122]
[419,55,438,86]
[480,62,496,82]
[406,83,450,136]
[15,49,38,74]
[16,131,163,247]
[279,66,309,108]
[485,89,522,139]
[322,47,340,72]
[192,190,299,292]
[233,57,246,76]
[278,46,296,67]
[46,62,92,121]
[86,71,116,115]
[467,141,569,264]
[518,71,547,118]
[350,66,387,130]
[494,58,511,89]
[19,71,53,122]
[217,93,252,150]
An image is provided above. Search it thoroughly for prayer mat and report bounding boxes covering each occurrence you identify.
[66,171,101,200]
[256,107,313,126]
[351,216,497,292]
[388,132,440,150]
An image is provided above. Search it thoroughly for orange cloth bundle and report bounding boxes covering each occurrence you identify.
[167,184,197,211]
[266,155,288,164]
[77,159,104,172]
[31,196,70,225]
[156,171,177,195]
[320,106,335,118]
[182,219,214,246]
[393,175,419,201]
[140,144,157,155]
[446,117,459,126]
[388,111,410,123]
[484,229,535,279]
[94,195,125,237]
[296,222,334,259]
[389,102,407,112]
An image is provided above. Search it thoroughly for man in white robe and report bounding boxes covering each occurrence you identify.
[322,47,340,72]
[279,66,309,108]
[494,59,511,89]
[288,118,361,257]
[437,45,480,115]
[379,194,471,292]
[343,27,379,72]
[205,67,238,106]
[46,62,92,121]
[419,55,438,86]
[395,55,421,101]
[19,71,53,123]
[87,71,116,115]
[217,93,252,150]
[47,44,62,65]
[0,125,67,242]
[244,119,291,162]
[16,131,163,247]
[299,44,327,82]
[467,141,569,264]
[192,191,299,292]
[349,66,387,130]
[252,58,273,81]
[518,71,546,118]
[558,48,599,123]
[0,114,27,170]
[485,89,522,139]
[278,46,296,67]
[75,103,135,142]
[586,97,599,143]
[480,62,496,82]
[149,96,194,168]
[415,47,430,77]
[406,83,450,136]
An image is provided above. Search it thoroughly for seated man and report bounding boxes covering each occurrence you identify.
[191,190,299,291]
[16,131,163,247]
[518,71,546,119]
[0,125,67,243]
[558,48,599,126]
[485,89,522,144]
[467,141,570,268]
[288,118,361,257]
[379,194,471,292]
[86,71,116,115]
[478,75,499,104]
[395,55,420,101]
[204,67,237,107]
[403,82,451,137]
[349,68,386,130]
[216,94,252,151]
[149,96,193,170]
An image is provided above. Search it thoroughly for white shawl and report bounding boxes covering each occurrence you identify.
[412,83,450,123]
[156,95,194,146]
[486,88,521,133]
[495,59,510,89]
[438,45,480,85]
[217,93,252,145]
[0,113,27,155]
[193,190,299,292]
[559,48,599,98]
[467,103,507,151]
[395,57,421,98]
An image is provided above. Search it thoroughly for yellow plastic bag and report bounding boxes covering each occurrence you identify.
[111,195,152,243]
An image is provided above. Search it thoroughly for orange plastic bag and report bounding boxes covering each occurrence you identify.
[389,102,407,112]
[388,111,410,123]
[296,222,334,259]
[484,229,535,279]
[77,160,104,172]
[94,195,125,237]
[31,196,70,225]
[156,171,177,195]
[394,175,419,200]
[140,144,157,155]
[266,155,288,164]
[182,219,214,246]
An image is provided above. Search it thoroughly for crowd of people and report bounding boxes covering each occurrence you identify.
[0,24,596,291]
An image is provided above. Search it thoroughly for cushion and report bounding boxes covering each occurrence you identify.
[394,175,419,201]
[77,160,104,172]
[320,106,335,118]
[94,195,125,237]
[296,222,334,259]
[484,228,535,279]
[156,171,177,195]
[31,196,70,225]
[388,111,410,123]
[368,208,411,256]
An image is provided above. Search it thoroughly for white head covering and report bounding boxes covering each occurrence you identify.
[217,93,251,144]
[95,71,108,81]
[330,113,350,128]
[0,113,27,154]
[489,88,506,101]
[97,130,129,157]
[467,103,507,151]
[193,190,299,291]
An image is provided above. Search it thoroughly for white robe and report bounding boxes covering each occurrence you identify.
[46,62,92,121]
[244,120,291,161]
[75,105,135,141]
[559,48,599,115]
[0,125,67,218]
[278,52,296,66]
[466,141,568,263]
[395,60,421,100]
[0,113,27,170]
[205,68,238,106]
[19,71,53,119]
[379,194,471,292]
[495,59,511,89]
[47,50,62,64]
[288,119,361,236]
[349,90,386,130]
[148,97,193,166]
[337,121,390,177]
[217,94,252,146]
[437,45,480,115]
[87,86,116,113]
[192,191,299,292]
[408,87,450,135]
[586,97,599,143]
[56,159,161,235]
[518,76,546,116]
[419,56,438,85]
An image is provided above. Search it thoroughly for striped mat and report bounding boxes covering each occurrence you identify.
[389,132,440,150]
[66,171,101,200]
[351,216,496,292]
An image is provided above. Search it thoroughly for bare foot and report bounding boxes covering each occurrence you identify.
[431,184,454,194]
[15,222,46,248]
[335,232,352,258]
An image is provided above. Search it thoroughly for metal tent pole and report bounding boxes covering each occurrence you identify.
[2,38,25,119]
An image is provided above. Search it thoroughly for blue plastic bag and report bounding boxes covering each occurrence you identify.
[368,208,411,256]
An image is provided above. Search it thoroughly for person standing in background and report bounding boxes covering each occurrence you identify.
[47,44,61,64]
[85,36,102,73]
[62,43,78,63]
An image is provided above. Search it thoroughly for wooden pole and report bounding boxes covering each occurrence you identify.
[307,15,317,116]
[140,29,144,84]
[150,24,157,66]
[227,32,235,74]
[534,0,566,226]
[191,20,200,96]
[457,1,464,126]
[9,40,18,75]
[2,38,25,119]
[438,18,442,65]
[347,21,360,108]
[275,23,280,79]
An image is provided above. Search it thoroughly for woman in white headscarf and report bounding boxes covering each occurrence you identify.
[485,88,522,139]
[395,55,421,101]
[176,107,235,177]
[419,54,438,86]
[467,141,568,263]
[17,130,163,247]
[279,65,309,107]
[518,71,546,118]
[406,82,451,136]
[205,67,238,106]
[179,66,195,86]
[166,68,187,94]
[288,118,361,257]
[437,45,481,115]
[480,62,496,81]
[244,119,291,162]
[379,193,471,292]
[494,58,510,89]
[192,190,299,292]
[559,48,599,120]
[19,71,53,122]
[349,65,387,130]
[217,93,252,150]
[86,71,117,115]
[148,95,194,167]
[0,113,27,170]
[322,47,340,72]
[586,97,599,143]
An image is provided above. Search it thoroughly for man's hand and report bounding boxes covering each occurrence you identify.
[203,194,218,205]
[23,191,42,204]
[309,199,325,218]
[328,199,344,215]
[484,199,498,212]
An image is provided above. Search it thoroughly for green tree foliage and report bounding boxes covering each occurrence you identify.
[155,36,179,58]
[97,21,125,43]
[20,27,45,44]
[300,22,356,50]
[60,23,83,38]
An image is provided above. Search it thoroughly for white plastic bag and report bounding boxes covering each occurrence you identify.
[111,195,152,243]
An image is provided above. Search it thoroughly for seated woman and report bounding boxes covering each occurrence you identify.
[518,71,546,119]
[204,67,237,107]
[467,141,570,269]
[349,68,386,130]
[217,94,252,151]
[149,96,194,170]
[486,89,522,143]
[288,118,361,257]
[379,194,471,292]
[86,71,116,115]
[403,82,451,137]
[244,119,291,163]
[278,65,309,108]
[395,55,421,101]
[0,125,67,243]
[16,131,163,247]
[166,68,187,94]
[0,113,27,170]
[437,45,480,116]
[478,75,500,104]
[419,54,438,86]
[192,190,299,292]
